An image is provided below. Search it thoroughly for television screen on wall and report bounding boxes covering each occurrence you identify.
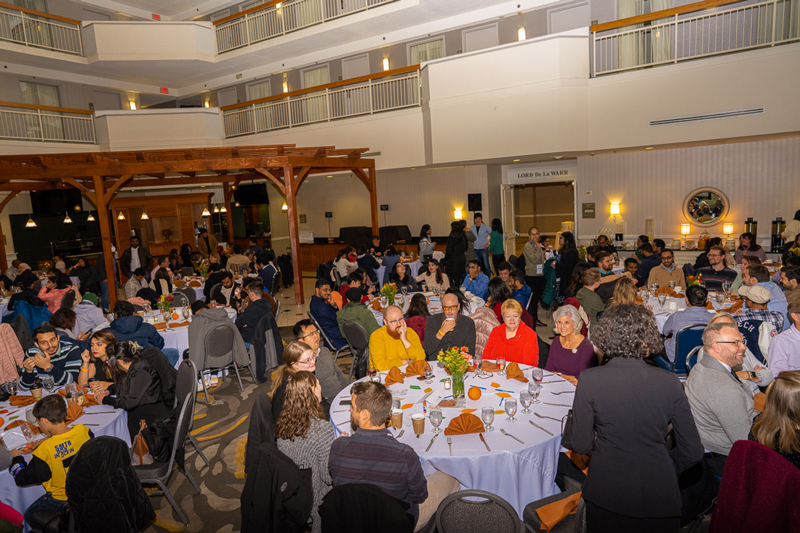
[233,183,270,205]
[30,189,84,216]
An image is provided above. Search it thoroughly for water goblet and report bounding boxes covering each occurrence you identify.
[528,382,542,404]
[7,379,17,396]
[641,291,650,305]
[473,352,483,376]
[19,423,35,443]
[72,388,85,406]
[657,293,668,307]
[668,280,676,290]
[531,367,543,384]
[423,363,434,384]
[481,406,495,431]
[401,286,408,297]
[182,307,190,320]
[41,375,55,393]
[497,357,506,375]
[520,391,533,414]
[716,292,725,306]
[505,399,518,422]
[430,409,443,434]
[65,382,77,396]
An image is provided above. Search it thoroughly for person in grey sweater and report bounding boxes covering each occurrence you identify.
[276,371,336,533]
[685,320,757,477]
[294,319,350,403]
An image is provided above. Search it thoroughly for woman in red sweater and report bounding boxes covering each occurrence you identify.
[482,298,539,367]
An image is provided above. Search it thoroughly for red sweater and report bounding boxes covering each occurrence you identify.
[482,323,539,367]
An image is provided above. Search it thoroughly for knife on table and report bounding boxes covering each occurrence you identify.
[479,433,491,452]
[543,402,571,408]
[426,432,440,452]
[529,420,554,436]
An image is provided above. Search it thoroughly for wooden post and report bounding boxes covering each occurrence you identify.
[222,182,234,243]
[0,192,20,272]
[93,175,118,309]
[284,164,304,304]
[368,165,379,235]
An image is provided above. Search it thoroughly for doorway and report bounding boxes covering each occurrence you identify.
[501,181,575,258]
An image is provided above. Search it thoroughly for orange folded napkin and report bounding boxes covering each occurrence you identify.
[9,395,37,407]
[444,413,485,436]
[188,280,202,287]
[481,361,499,373]
[56,389,98,407]
[754,392,766,412]
[6,419,40,435]
[506,363,529,383]
[705,301,715,310]
[535,491,582,531]
[174,280,185,287]
[635,296,644,305]
[385,367,405,386]
[65,400,84,424]
[565,450,590,474]
[404,361,426,377]
[169,321,190,328]
[153,322,167,331]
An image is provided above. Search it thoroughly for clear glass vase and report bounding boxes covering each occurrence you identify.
[452,371,465,399]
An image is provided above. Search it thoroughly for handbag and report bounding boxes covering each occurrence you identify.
[131,419,154,466]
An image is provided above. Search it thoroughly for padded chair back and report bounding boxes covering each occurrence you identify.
[436,490,522,533]
[10,313,34,351]
[168,392,194,470]
[170,291,190,308]
[673,323,707,374]
[341,320,370,379]
[381,255,400,285]
[685,346,702,373]
[319,483,413,533]
[208,283,222,303]
[181,267,194,277]
[175,359,197,412]
[204,325,235,368]
[60,290,76,310]
[174,286,196,304]
[331,268,343,289]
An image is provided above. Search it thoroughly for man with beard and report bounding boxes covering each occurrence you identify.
[424,292,476,360]
[368,305,425,371]
[328,381,458,531]
[19,324,82,389]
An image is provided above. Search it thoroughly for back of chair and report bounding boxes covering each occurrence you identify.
[208,283,222,303]
[685,346,702,373]
[319,483,413,533]
[175,286,196,304]
[10,313,34,352]
[203,325,235,368]
[674,324,707,373]
[171,291,190,308]
[436,490,522,533]
[341,320,370,379]
[175,359,197,411]
[167,392,194,470]
[332,268,343,289]
[60,290,76,310]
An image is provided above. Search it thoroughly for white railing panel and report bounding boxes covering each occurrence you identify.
[0,108,94,143]
[328,84,371,119]
[216,18,248,53]
[0,8,81,55]
[282,0,323,32]
[592,0,800,76]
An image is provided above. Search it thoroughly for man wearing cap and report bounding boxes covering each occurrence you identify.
[336,287,380,338]
[735,285,784,332]
[742,265,789,331]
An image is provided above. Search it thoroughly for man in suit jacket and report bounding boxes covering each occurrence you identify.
[685,321,757,477]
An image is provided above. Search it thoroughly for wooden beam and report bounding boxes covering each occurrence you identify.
[61,177,97,206]
[292,167,312,196]
[0,182,57,191]
[0,1,81,25]
[0,100,91,115]
[222,182,234,243]
[353,167,379,235]
[0,192,19,271]
[93,176,118,309]
[284,164,304,304]
[254,167,286,193]
[106,175,134,199]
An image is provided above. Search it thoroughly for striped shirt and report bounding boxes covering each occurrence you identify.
[329,427,428,522]
[695,266,737,291]
[19,340,82,390]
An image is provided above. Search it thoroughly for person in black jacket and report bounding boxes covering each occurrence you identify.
[95,341,172,440]
[556,231,580,300]
[69,258,101,296]
[444,221,467,288]
[7,270,42,312]
[235,282,273,344]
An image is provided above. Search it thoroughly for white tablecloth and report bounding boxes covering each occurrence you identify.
[371,293,485,326]
[648,293,731,332]
[0,300,9,319]
[151,306,238,365]
[0,395,129,519]
[330,364,573,517]
[375,259,423,286]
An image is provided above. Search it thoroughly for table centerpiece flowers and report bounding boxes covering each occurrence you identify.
[437,345,472,399]
[380,282,397,306]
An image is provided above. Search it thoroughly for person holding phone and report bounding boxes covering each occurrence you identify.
[77,330,116,393]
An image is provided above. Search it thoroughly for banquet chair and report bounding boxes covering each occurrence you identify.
[685,346,703,374]
[655,323,706,377]
[307,311,350,362]
[341,320,370,380]
[134,392,200,525]
[208,283,222,304]
[331,268,344,290]
[437,490,523,533]
[60,290,76,310]
[193,324,245,403]
[174,286,196,304]
[319,483,413,533]
[181,267,194,277]
[432,250,445,262]
[175,359,209,466]
[170,291,190,308]
[523,482,585,533]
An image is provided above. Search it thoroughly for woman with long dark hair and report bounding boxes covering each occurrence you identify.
[489,218,505,276]
[168,249,181,272]
[751,370,800,468]
[485,277,534,329]
[445,220,467,288]
[556,231,580,299]
[734,232,767,263]
[405,293,430,342]
[38,273,73,313]
[95,341,171,439]
[418,224,435,264]
[276,371,336,533]
[77,330,116,392]
[149,267,173,298]
[415,258,449,292]
[179,243,194,269]
[388,262,418,292]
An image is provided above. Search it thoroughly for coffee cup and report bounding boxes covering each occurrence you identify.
[30,387,42,399]
[411,413,425,436]
[668,301,677,310]
[391,409,403,428]
[674,286,682,294]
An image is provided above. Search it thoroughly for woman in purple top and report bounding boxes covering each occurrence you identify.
[545,304,596,378]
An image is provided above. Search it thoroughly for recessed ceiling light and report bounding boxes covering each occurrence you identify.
[512,159,520,162]
[645,146,654,150]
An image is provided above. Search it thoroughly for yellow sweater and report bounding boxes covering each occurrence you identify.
[368,326,426,371]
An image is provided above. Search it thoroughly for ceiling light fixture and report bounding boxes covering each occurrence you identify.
[63,212,72,224]
[518,27,526,41]
[86,212,95,222]
[25,215,37,228]
[117,212,126,220]
[202,207,211,217]
[220,205,227,213]
[141,209,149,220]
[281,202,288,212]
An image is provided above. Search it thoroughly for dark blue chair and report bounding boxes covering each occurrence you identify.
[685,346,702,373]
[656,323,706,376]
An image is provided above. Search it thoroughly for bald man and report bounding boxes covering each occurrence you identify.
[424,293,476,360]
[368,305,426,371]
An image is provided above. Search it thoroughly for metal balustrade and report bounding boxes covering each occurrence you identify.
[216,0,395,53]
[0,106,95,144]
[592,0,800,76]
[0,5,82,55]
[222,70,420,138]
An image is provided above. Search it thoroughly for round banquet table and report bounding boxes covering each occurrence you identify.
[0,392,130,521]
[330,364,573,517]
[644,291,735,333]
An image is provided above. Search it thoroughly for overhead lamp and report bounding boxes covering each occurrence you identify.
[213,205,220,213]
[86,212,95,222]
[25,215,37,228]
[518,27,526,41]
[63,212,72,224]
[382,58,390,71]
[281,202,288,212]
[202,207,211,217]
[220,205,227,213]
[117,212,125,220]
[234,201,241,207]
[609,203,620,215]
[129,101,137,110]
[454,207,463,220]
[141,209,149,220]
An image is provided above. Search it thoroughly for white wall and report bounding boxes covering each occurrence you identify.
[82,21,215,62]
[94,108,225,150]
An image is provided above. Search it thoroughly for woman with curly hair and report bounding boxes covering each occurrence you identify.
[751,370,800,469]
[609,276,638,307]
[567,305,703,532]
[276,371,336,533]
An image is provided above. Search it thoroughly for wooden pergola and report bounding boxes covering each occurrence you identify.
[0,145,378,305]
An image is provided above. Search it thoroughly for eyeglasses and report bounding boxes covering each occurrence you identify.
[442,305,458,311]
[387,318,404,326]
[300,329,320,339]
[716,339,747,347]
[296,358,315,365]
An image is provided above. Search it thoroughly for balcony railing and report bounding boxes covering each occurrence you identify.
[215,0,395,54]
[221,66,420,138]
[0,1,82,55]
[0,102,95,144]
[591,0,800,76]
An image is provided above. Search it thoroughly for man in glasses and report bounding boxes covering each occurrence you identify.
[293,319,350,403]
[695,245,737,291]
[685,321,758,476]
[369,305,425,371]
[423,292,476,360]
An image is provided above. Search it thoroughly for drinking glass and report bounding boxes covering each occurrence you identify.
[722,281,732,299]
[41,375,55,392]
[531,367,543,384]
[520,391,533,414]
[481,406,495,431]
[401,286,408,297]
[716,292,725,306]
[657,294,668,307]
[72,389,85,406]
[423,363,434,384]
[505,399,518,422]
[430,409,443,434]
[529,382,542,404]
[368,368,381,383]
[182,307,190,320]
[65,383,77,396]
[668,280,676,290]
[473,352,483,376]
[7,380,17,396]
[641,291,650,305]
[497,358,506,375]
[19,423,34,443]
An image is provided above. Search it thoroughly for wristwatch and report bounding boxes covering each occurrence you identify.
[749,371,757,381]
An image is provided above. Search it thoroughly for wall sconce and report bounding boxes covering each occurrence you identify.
[128,101,137,110]
[141,209,149,220]
[518,27,526,41]
[281,202,288,212]
[86,212,95,222]
[25,215,37,228]
[201,207,211,217]
[282,82,288,93]
[63,212,72,224]
[609,203,620,215]
[117,212,125,220]
[204,100,210,108]
[382,58,390,71]
[453,207,463,220]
